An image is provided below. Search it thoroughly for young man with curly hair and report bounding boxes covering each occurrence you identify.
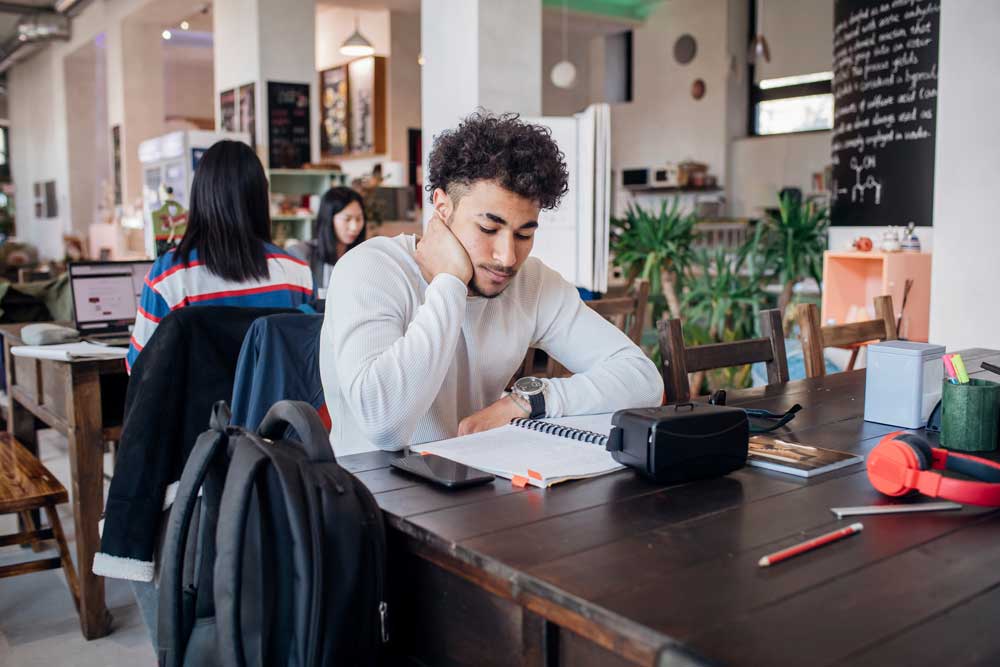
[320,111,663,455]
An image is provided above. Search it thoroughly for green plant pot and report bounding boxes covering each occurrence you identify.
[940,379,1000,452]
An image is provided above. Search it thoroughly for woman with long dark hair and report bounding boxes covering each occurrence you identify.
[287,186,366,298]
[126,140,312,372]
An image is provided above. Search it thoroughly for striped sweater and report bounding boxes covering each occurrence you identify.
[127,243,312,372]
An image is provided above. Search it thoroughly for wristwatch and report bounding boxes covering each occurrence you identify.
[512,376,546,419]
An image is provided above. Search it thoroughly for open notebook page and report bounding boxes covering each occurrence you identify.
[410,413,622,488]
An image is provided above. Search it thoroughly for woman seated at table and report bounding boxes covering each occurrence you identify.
[126,140,312,372]
[286,186,367,300]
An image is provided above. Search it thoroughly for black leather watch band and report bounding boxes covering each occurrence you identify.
[528,392,545,419]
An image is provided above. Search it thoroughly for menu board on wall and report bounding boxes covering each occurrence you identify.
[220,89,236,132]
[267,81,311,169]
[831,0,940,227]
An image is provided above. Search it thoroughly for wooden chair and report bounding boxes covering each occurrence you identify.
[657,308,789,404]
[0,433,81,619]
[541,279,651,379]
[797,295,897,378]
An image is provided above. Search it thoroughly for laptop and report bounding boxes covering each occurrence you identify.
[69,260,154,347]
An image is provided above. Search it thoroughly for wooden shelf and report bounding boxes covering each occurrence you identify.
[271,214,315,221]
[626,186,723,194]
[268,169,342,177]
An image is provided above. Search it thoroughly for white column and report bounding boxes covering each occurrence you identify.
[213,0,316,166]
[420,0,542,219]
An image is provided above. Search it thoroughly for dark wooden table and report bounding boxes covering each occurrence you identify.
[1,323,128,639]
[345,348,1000,667]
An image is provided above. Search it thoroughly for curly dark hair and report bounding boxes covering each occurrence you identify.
[426,110,569,210]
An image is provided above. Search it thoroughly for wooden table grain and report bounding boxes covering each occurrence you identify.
[351,348,1000,667]
[1,323,127,639]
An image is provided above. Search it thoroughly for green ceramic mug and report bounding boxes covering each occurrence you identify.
[940,379,1000,452]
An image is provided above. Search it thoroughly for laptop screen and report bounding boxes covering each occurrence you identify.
[69,261,154,334]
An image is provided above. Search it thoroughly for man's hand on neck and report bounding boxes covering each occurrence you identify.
[414,215,474,286]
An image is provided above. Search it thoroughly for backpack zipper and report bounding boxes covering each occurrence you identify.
[356,484,389,644]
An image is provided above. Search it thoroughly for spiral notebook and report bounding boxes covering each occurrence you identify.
[410,413,622,488]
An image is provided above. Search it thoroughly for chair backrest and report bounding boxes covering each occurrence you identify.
[544,279,651,378]
[797,294,897,379]
[657,308,788,403]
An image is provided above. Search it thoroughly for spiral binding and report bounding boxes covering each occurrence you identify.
[510,418,608,447]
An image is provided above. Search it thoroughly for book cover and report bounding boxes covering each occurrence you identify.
[747,435,863,478]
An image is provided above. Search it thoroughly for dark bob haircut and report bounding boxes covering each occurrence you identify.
[314,186,366,267]
[175,140,271,282]
[426,110,569,210]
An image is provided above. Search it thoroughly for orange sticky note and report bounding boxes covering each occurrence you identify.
[527,469,542,481]
[512,475,529,488]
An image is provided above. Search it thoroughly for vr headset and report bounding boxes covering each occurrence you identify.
[606,400,801,484]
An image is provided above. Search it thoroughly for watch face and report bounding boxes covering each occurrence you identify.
[515,377,544,395]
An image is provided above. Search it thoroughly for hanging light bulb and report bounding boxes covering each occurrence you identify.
[340,13,374,57]
[748,0,771,64]
[550,0,576,89]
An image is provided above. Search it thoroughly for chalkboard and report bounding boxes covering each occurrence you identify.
[831,0,939,227]
[267,81,311,169]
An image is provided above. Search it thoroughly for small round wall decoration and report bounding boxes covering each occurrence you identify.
[674,34,697,65]
[691,79,706,100]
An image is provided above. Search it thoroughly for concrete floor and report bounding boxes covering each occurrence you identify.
[0,429,155,666]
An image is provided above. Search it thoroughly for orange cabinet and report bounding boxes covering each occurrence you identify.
[821,251,933,342]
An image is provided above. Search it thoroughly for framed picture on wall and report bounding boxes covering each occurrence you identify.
[111,124,122,205]
[220,89,236,132]
[239,83,256,149]
[348,56,386,155]
[319,65,349,158]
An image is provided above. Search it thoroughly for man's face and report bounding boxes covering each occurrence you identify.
[435,181,539,298]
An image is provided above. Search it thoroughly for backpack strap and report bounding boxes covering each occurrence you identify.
[157,402,232,667]
[258,401,334,462]
[214,441,269,667]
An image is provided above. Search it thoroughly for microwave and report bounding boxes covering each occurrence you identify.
[621,164,679,189]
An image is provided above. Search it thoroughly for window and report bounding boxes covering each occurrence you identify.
[751,72,833,136]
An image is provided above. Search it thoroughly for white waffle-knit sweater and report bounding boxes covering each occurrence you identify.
[320,234,663,456]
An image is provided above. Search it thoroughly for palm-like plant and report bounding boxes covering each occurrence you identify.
[681,240,771,393]
[682,245,764,341]
[609,199,697,320]
[760,193,830,315]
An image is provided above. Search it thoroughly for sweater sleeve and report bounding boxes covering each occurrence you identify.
[531,263,663,417]
[126,278,170,374]
[325,247,468,450]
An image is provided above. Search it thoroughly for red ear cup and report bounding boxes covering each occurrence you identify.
[867,433,927,497]
[892,432,934,470]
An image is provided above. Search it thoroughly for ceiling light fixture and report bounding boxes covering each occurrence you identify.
[162,29,172,40]
[180,20,190,30]
[550,0,576,89]
[340,14,374,57]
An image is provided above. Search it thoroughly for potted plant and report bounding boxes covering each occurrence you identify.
[681,238,772,393]
[760,192,829,316]
[609,198,697,321]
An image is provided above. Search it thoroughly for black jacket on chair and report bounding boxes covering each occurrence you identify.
[93,306,296,581]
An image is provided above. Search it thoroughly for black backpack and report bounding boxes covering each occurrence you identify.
[157,400,388,667]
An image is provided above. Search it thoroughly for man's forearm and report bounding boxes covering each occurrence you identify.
[338,274,468,449]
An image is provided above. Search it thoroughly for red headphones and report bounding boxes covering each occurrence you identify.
[867,432,1000,507]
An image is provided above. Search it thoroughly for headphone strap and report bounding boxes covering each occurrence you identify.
[917,449,1000,506]
[942,450,1000,482]
[935,475,1000,506]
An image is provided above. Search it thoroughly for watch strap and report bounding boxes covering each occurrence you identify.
[528,392,545,419]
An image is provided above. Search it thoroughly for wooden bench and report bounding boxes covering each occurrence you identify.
[0,433,81,621]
